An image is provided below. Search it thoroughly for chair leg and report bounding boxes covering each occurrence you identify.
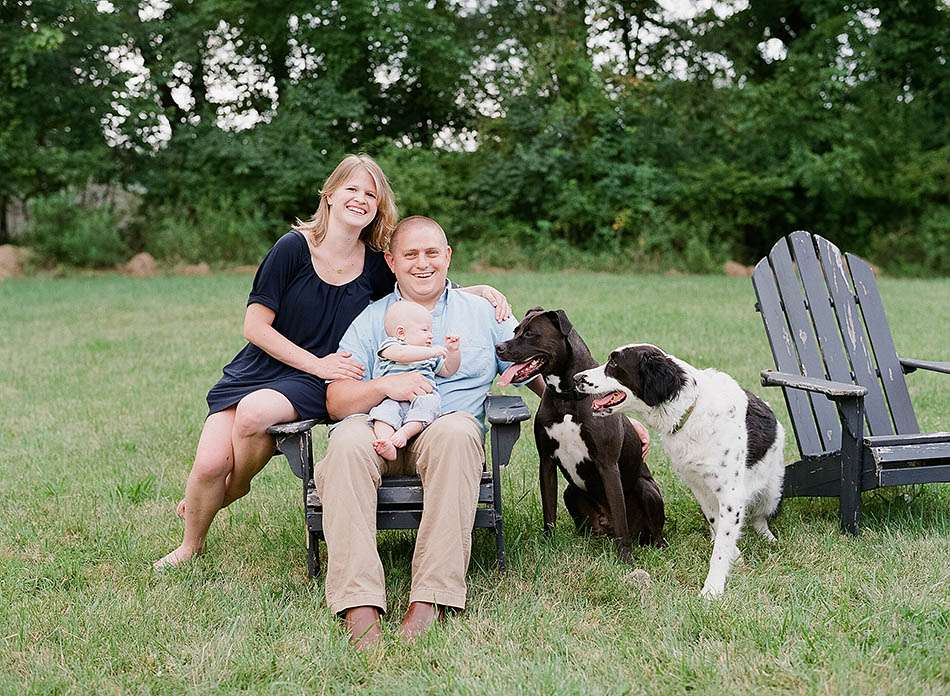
[838,398,865,535]
[839,475,862,535]
[307,529,322,579]
[494,519,506,572]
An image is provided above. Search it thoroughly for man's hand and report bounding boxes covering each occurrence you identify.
[313,351,364,380]
[444,335,460,353]
[383,372,433,400]
[629,418,651,459]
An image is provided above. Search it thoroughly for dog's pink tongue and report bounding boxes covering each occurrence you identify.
[497,363,524,387]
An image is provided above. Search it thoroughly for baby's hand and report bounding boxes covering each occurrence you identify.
[444,335,461,352]
[432,345,448,358]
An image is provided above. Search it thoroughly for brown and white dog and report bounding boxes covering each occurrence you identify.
[495,309,665,564]
[573,344,784,597]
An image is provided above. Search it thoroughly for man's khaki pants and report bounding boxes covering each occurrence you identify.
[314,411,484,614]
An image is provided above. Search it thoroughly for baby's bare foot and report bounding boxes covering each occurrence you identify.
[153,544,201,571]
[391,432,408,448]
[373,439,398,461]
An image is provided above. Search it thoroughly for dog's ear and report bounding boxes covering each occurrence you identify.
[547,309,573,337]
[524,306,545,319]
[638,350,686,407]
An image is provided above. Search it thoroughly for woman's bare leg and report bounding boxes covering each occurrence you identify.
[221,389,297,505]
[155,409,237,569]
[155,390,297,569]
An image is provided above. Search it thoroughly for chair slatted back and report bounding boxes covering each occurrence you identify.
[754,236,841,455]
[812,235,894,435]
[846,253,919,433]
[752,231,919,457]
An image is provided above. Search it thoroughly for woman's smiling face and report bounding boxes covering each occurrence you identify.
[327,167,378,230]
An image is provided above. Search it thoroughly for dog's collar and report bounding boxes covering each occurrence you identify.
[670,402,696,434]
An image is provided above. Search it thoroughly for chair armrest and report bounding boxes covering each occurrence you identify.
[486,394,531,425]
[266,419,324,436]
[267,419,325,480]
[761,370,867,399]
[487,394,529,469]
[899,357,950,375]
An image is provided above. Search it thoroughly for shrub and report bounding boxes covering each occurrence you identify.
[141,194,278,265]
[25,192,128,268]
[869,207,950,277]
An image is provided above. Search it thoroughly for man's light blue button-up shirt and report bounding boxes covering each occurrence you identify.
[337,281,517,426]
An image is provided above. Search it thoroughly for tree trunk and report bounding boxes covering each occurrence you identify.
[0,197,9,245]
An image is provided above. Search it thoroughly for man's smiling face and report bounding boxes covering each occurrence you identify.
[385,222,452,307]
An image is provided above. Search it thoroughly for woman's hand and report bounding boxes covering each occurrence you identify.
[462,284,512,322]
[314,352,365,381]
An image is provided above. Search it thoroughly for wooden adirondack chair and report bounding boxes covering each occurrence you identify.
[752,231,950,534]
[267,395,530,577]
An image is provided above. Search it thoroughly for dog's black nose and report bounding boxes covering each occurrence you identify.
[495,342,507,357]
[573,374,589,388]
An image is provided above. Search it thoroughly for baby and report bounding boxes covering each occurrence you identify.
[369,300,461,460]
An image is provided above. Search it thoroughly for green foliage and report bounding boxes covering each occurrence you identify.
[3,0,948,273]
[24,192,127,268]
[141,195,278,266]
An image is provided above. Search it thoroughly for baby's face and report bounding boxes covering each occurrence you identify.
[401,316,434,347]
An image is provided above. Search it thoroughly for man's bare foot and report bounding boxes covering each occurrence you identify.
[176,499,186,520]
[153,544,201,571]
[344,606,382,651]
[373,439,398,461]
[399,601,444,642]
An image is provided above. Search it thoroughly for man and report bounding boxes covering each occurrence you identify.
[318,215,544,649]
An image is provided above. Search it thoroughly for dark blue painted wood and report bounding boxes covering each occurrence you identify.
[814,235,893,436]
[753,252,825,456]
[846,253,919,434]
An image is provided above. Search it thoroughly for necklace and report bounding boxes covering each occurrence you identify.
[318,241,361,274]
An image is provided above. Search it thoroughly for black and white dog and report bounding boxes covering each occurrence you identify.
[573,344,784,597]
[495,309,665,564]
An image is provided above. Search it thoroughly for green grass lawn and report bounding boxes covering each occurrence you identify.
[1,271,948,694]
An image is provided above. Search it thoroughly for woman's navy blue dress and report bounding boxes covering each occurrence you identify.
[206,231,395,421]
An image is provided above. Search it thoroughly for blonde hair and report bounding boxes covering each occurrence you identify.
[292,154,398,251]
[384,301,431,337]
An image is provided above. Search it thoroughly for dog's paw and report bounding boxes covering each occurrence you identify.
[699,581,725,599]
[617,543,637,567]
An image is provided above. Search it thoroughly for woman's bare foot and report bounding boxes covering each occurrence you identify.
[176,498,186,520]
[373,439,398,461]
[153,544,201,571]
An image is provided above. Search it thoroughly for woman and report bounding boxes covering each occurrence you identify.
[155,154,509,569]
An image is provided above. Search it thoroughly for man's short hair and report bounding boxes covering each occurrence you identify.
[389,215,447,252]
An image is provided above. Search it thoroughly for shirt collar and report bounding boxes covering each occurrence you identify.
[392,279,452,317]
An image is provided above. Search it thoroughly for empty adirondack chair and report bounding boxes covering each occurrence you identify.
[752,230,950,534]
